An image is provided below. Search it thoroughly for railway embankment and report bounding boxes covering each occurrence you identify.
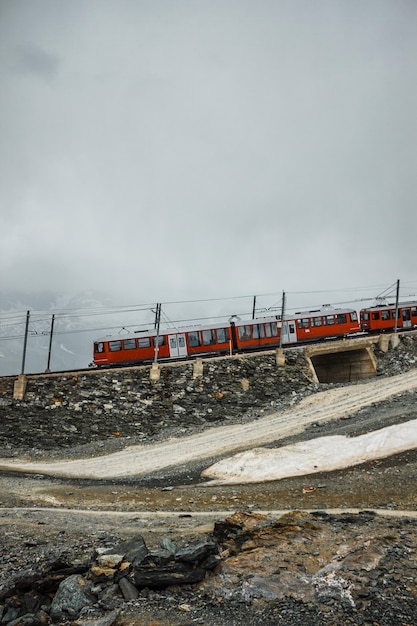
[0,349,312,456]
[0,332,416,458]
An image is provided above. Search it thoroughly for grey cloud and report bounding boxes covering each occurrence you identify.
[13,43,60,81]
[0,0,416,307]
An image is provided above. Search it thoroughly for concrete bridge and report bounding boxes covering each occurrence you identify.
[304,333,403,383]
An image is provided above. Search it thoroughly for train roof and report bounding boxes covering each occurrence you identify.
[289,307,357,320]
[94,314,287,342]
[94,319,240,343]
[361,300,417,311]
[94,307,361,343]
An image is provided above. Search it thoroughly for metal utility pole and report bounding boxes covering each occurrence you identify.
[46,314,55,372]
[20,310,30,375]
[154,304,160,329]
[394,279,400,333]
[279,291,286,348]
[252,295,256,319]
[153,303,161,363]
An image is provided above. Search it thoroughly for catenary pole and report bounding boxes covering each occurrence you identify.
[46,314,55,372]
[20,310,30,375]
[153,303,161,363]
[279,291,286,348]
[394,279,400,334]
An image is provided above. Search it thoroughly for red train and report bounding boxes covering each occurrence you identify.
[360,301,417,333]
[93,300,417,368]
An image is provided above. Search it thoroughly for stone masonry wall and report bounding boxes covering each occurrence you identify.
[0,350,315,455]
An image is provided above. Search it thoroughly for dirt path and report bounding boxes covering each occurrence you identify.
[2,369,417,480]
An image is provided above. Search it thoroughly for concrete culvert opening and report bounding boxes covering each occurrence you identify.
[307,346,377,384]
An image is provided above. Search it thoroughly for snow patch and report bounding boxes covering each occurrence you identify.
[202,419,417,484]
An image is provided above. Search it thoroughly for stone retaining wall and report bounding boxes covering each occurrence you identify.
[0,350,315,453]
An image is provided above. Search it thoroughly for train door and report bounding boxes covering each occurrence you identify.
[168,333,188,358]
[280,321,297,344]
[402,308,411,329]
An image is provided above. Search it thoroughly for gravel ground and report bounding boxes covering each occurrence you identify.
[1,366,417,624]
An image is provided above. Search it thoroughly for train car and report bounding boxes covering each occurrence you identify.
[231,316,282,352]
[229,307,360,354]
[93,322,234,367]
[94,330,167,367]
[360,301,417,333]
[286,307,361,343]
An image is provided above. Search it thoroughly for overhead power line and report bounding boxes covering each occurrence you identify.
[0,280,415,331]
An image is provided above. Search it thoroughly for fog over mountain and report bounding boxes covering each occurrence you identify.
[0,291,120,375]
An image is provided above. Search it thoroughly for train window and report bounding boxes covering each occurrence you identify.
[109,340,122,351]
[95,342,104,353]
[216,328,230,343]
[238,326,251,341]
[297,319,309,329]
[402,309,411,321]
[155,336,166,346]
[336,314,347,324]
[188,331,201,347]
[252,324,265,339]
[312,317,322,327]
[381,310,391,321]
[202,329,215,345]
[361,312,369,321]
[265,323,278,337]
[123,339,136,350]
[350,311,358,322]
[412,308,417,317]
[324,316,335,325]
[138,337,151,348]
[371,312,380,320]
[392,310,401,319]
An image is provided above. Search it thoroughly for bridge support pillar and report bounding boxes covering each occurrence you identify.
[193,358,203,379]
[378,335,390,352]
[149,363,161,381]
[275,348,285,367]
[13,375,27,400]
[390,334,400,349]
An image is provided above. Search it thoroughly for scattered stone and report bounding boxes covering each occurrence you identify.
[118,577,139,601]
[1,511,417,625]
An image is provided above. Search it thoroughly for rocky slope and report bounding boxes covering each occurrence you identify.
[1,335,417,625]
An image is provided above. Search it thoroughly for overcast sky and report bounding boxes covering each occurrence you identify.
[1,0,416,313]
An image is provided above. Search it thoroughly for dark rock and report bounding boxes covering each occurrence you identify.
[0,570,42,600]
[7,610,51,625]
[133,562,207,589]
[175,540,218,564]
[97,584,122,611]
[118,577,139,600]
[103,534,149,567]
[50,574,95,621]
